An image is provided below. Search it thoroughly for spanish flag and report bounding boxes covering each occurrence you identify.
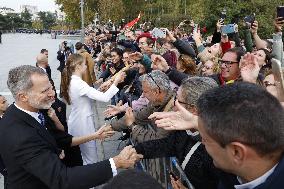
[123,12,141,29]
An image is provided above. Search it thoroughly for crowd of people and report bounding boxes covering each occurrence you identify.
[0,8,284,189]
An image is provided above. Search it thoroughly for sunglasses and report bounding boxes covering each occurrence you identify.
[147,73,161,93]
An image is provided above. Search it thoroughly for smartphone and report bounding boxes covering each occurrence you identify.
[221,24,236,34]
[244,13,255,25]
[193,24,198,33]
[277,6,284,20]
[271,58,284,101]
[167,169,178,181]
[151,28,166,38]
[220,12,227,21]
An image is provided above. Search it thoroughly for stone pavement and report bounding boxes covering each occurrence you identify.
[0,33,126,188]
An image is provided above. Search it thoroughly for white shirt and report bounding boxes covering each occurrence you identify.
[234,164,278,189]
[14,103,118,176]
[38,66,47,73]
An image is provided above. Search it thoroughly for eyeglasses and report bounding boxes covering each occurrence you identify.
[218,60,239,66]
[264,81,276,87]
[147,73,161,93]
[139,42,148,47]
[174,95,194,107]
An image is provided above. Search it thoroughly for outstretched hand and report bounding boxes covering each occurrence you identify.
[151,54,169,72]
[171,177,187,189]
[129,52,143,62]
[148,101,198,131]
[113,145,143,169]
[103,104,126,118]
[95,125,115,140]
[240,52,260,84]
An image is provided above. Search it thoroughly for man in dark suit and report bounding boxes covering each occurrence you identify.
[0,65,142,189]
[40,49,52,78]
[197,83,284,189]
[57,41,72,72]
[0,30,2,44]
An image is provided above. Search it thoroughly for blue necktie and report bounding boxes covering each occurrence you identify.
[38,112,45,127]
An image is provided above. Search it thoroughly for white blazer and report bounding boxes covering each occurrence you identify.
[68,75,119,137]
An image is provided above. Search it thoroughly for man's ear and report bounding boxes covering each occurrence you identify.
[191,107,198,116]
[227,142,248,165]
[17,92,29,102]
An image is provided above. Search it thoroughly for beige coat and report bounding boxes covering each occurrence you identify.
[111,92,175,143]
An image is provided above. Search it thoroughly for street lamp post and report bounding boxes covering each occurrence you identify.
[184,0,187,15]
[80,0,85,42]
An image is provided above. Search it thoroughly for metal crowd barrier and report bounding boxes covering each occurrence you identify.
[98,112,195,188]
[129,139,195,189]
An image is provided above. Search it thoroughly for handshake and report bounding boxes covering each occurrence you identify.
[113,146,143,169]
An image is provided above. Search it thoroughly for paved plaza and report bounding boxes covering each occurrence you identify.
[0,33,125,188]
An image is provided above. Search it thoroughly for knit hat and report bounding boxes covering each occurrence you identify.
[139,54,152,73]
[136,32,156,43]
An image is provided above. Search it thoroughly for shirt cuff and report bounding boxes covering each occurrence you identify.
[109,158,118,176]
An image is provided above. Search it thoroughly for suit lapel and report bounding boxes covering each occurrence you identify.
[10,104,58,149]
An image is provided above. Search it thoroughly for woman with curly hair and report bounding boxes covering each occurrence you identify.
[176,54,197,75]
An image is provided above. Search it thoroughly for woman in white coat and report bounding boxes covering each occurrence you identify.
[61,54,124,165]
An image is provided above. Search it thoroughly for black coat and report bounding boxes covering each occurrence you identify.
[135,131,219,189]
[0,104,113,189]
[0,116,6,177]
[57,50,66,72]
[118,68,142,103]
[40,110,83,167]
[165,67,222,86]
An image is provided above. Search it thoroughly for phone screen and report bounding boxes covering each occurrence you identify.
[193,24,198,33]
[167,169,178,181]
[277,6,284,20]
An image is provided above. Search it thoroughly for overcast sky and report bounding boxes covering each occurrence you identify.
[0,0,58,12]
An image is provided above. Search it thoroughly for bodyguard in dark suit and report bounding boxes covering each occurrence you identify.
[0,31,2,44]
[0,65,142,189]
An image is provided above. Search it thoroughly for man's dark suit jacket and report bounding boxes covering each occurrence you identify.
[40,109,83,167]
[0,104,113,189]
[57,50,66,72]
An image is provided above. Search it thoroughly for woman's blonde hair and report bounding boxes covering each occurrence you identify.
[178,54,197,75]
[61,54,84,105]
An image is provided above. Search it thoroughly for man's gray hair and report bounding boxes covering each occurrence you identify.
[180,77,218,106]
[140,70,171,92]
[7,65,46,99]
